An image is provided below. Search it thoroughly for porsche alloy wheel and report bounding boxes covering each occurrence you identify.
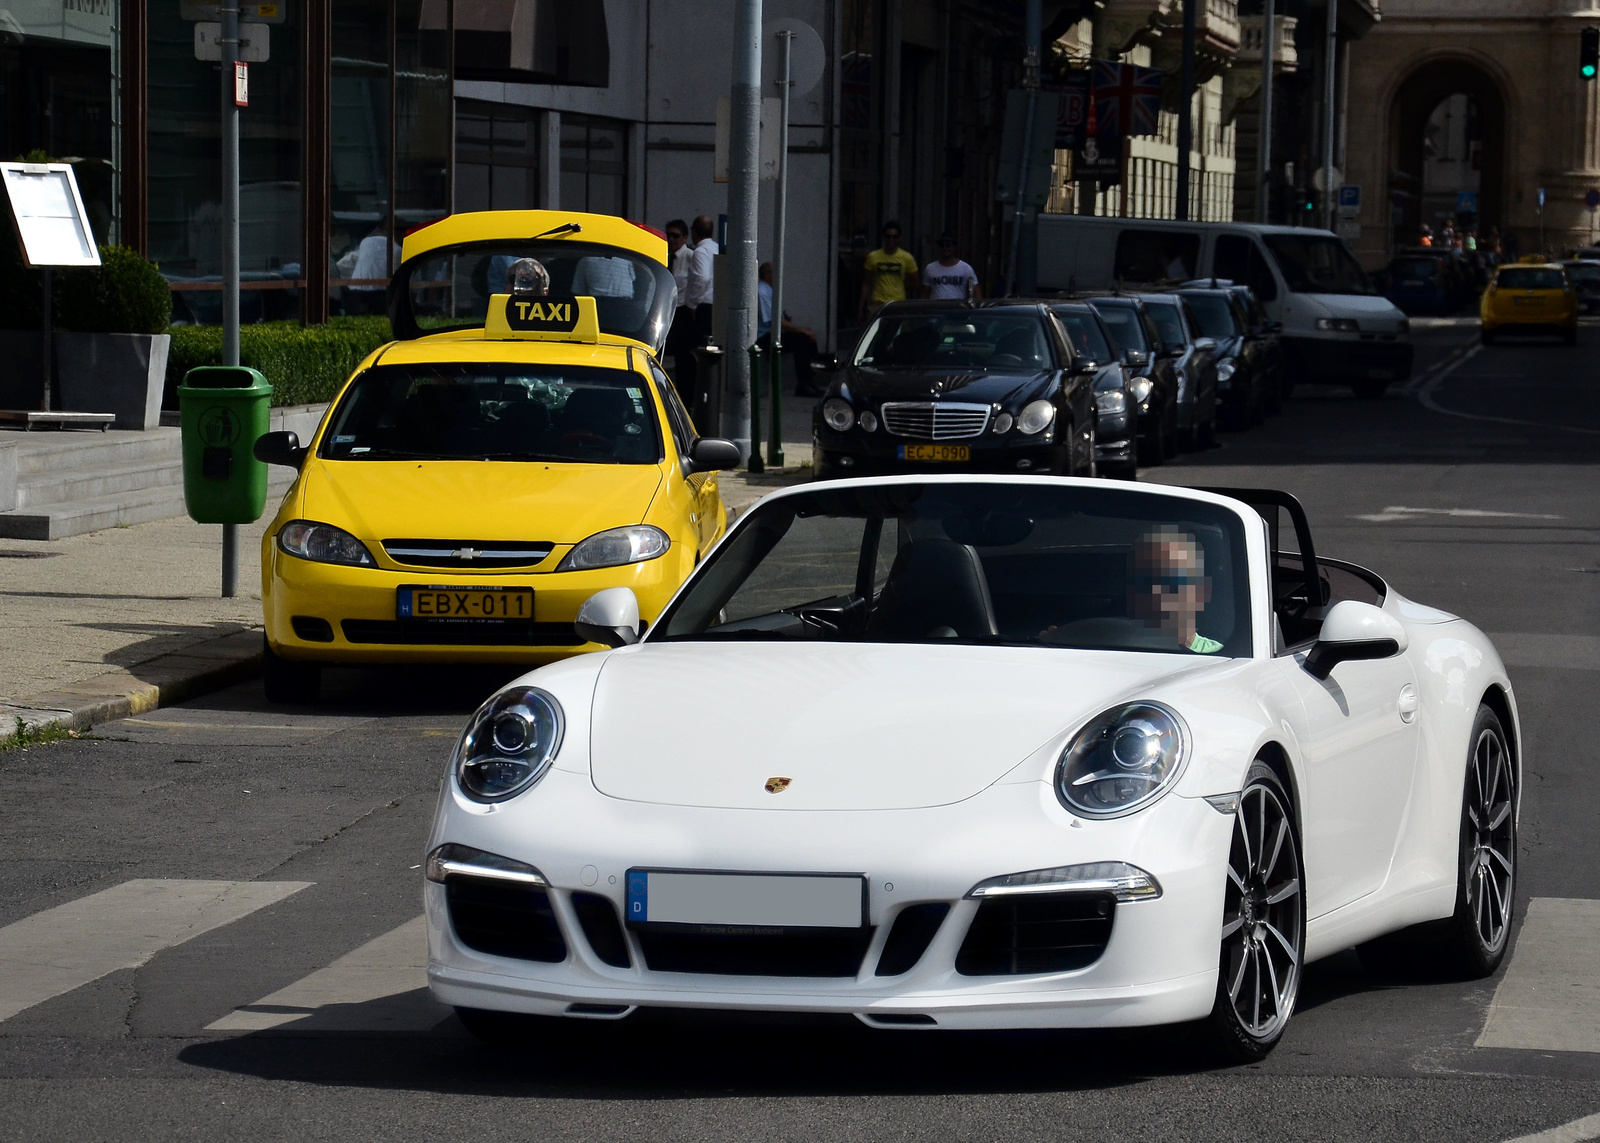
[1201,762,1303,1063]
[1451,706,1516,974]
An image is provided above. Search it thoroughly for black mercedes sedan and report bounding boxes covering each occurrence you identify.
[812,300,1098,479]
[1079,294,1181,467]
[1046,301,1138,479]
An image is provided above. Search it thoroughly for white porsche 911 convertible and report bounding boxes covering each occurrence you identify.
[423,476,1519,1061]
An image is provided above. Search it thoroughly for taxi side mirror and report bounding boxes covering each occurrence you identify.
[576,586,641,648]
[253,430,304,470]
[688,438,741,472]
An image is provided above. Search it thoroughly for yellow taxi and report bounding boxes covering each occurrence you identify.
[1480,257,1578,345]
[252,210,739,702]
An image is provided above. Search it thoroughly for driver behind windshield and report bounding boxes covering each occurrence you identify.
[1131,527,1220,654]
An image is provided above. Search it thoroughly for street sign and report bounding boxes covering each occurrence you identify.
[1338,184,1361,210]
[233,62,249,107]
[1586,188,1600,209]
[996,89,1063,204]
[1073,133,1122,187]
[1050,71,1093,152]
[714,97,782,183]
[181,2,285,24]
[1456,191,1477,213]
[761,18,825,97]
[1538,186,1547,208]
[194,21,269,62]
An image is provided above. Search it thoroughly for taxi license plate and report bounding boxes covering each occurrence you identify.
[1513,297,1543,306]
[899,443,970,463]
[397,585,533,620]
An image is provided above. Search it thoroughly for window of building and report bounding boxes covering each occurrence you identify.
[455,101,540,212]
[560,115,626,216]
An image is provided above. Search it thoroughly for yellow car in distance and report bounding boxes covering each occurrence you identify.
[1480,259,1578,345]
[253,210,739,703]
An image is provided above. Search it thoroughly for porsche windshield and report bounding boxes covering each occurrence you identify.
[852,314,1054,371]
[655,483,1252,656]
[319,363,662,464]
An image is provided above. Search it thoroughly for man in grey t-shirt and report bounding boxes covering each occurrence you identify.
[922,233,981,300]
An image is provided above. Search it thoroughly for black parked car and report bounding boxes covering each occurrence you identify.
[1080,294,1180,467]
[813,300,1099,479]
[1137,292,1218,451]
[1176,285,1266,427]
[1560,260,1600,314]
[1045,302,1137,479]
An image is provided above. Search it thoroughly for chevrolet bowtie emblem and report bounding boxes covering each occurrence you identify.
[764,776,792,794]
[452,548,481,560]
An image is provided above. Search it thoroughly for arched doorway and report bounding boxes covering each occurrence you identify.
[1389,59,1506,248]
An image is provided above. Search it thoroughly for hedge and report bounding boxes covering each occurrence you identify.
[166,316,393,407]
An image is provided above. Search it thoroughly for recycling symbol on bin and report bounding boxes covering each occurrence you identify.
[198,407,241,449]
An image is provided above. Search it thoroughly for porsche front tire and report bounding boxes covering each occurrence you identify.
[1196,760,1305,1065]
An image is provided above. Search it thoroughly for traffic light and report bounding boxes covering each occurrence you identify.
[1582,27,1598,80]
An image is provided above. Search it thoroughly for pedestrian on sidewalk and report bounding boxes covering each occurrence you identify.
[685,216,718,349]
[922,233,981,301]
[758,261,822,397]
[857,221,918,323]
[663,219,697,399]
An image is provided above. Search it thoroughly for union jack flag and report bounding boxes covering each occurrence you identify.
[1092,61,1163,138]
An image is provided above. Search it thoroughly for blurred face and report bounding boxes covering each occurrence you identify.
[1129,532,1211,644]
[883,228,901,252]
[666,226,687,253]
[938,238,957,261]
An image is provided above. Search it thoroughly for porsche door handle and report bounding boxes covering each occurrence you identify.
[1398,684,1419,724]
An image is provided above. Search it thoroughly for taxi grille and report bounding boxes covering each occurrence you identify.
[382,539,555,569]
[880,402,991,440]
[341,619,583,646]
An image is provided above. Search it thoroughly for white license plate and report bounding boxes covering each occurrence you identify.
[625,870,865,929]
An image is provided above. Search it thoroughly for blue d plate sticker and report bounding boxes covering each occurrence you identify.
[396,587,414,618]
[896,445,907,459]
[626,870,649,922]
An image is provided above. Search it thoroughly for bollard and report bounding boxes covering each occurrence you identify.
[747,344,764,473]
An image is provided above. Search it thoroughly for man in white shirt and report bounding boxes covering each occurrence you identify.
[663,219,697,399]
[922,233,981,300]
[345,224,401,314]
[685,215,718,346]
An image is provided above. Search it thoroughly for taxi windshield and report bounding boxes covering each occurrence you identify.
[852,313,1054,371]
[320,363,662,465]
[1497,268,1565,290]
[396,240,676,352]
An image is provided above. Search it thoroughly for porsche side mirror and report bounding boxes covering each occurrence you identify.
[253,430,304,469]
[576,586,641,648]
[688,437,742,472]
[1304,600,1408,680]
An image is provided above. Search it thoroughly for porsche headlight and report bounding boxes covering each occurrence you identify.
[556,524,669,571]
[277,520,375,566]
[1127,376,1154,404]
[455,687,564,802]
[1055,701,1189,818]
[1017,399,1055,435]
[822,398,856,432]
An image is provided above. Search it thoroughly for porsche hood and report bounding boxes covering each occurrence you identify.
[587,642,1219,811]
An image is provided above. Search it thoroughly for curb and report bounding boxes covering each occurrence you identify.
[0,628,262,747]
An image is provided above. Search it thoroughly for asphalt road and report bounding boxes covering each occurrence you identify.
[2,318,1599,1142]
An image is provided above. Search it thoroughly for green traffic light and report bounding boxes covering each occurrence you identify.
[1585,64,1597,77]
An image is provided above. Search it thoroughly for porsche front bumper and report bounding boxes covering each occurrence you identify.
[425,768,1233,1030]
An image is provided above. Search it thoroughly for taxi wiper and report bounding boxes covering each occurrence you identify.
[470,451,589,462]
[532,222,583,239]
[342,446,434,459]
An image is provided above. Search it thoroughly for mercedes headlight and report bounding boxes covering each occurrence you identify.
[556,524,669,571]
[822,398,856,432]
[455,686,564,802]
[1055,701,1189,818]
[1017,399,1055,435]
[1127,376,1154,404]
[277,520,375,567]
[1095,390,1127,416]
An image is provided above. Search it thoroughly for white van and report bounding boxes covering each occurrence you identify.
[1035,216,1413,396]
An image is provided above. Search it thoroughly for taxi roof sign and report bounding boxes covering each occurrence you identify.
[483,293,601,342]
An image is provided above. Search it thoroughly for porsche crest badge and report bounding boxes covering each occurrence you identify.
[764,776,792,794]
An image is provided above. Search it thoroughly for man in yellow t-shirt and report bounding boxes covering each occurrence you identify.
[857,221,920,322]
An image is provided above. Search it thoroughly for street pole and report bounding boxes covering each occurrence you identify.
[1005,0,1040,294]
[1176,0,1196,222]
[725,0,761,468]
[767,29,792,470]
[1257,0,1275,223]
[1323,0,1338,232]
[220,1,241,598]
[40,268,51,413]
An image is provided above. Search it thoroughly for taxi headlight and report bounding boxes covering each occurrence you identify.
[822,398,856,432]
[1017,399,1056,435]
[455,687,564,802]
[1127,376,1154,404]
[556,524,670,571]
[1056,701,1189,819]
[277,520,375,567]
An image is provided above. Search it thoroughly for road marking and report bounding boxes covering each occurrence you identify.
[0,879,310,1023]
[1478,898,1600,1053]
[1354,506,1563,523]
[206,915,447,1033]
[1398,340,1479,396]
[1488,634,1600,672]
[1415,344,1600,436]
[1500,1112,1600,1143]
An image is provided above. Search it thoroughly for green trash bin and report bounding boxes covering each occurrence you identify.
[178,366,273,525]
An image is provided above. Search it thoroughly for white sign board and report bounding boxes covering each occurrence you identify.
[714,97,783,184]
[194,21,271,62]
[4,0,114,47]
[181,2,286,24]
[0,164,100,268]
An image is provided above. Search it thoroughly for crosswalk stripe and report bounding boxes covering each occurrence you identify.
[1500,1112,1600,1143]
[0,879,310,1023]
[1478,897,1600,1053]
[206,915,447,1033]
